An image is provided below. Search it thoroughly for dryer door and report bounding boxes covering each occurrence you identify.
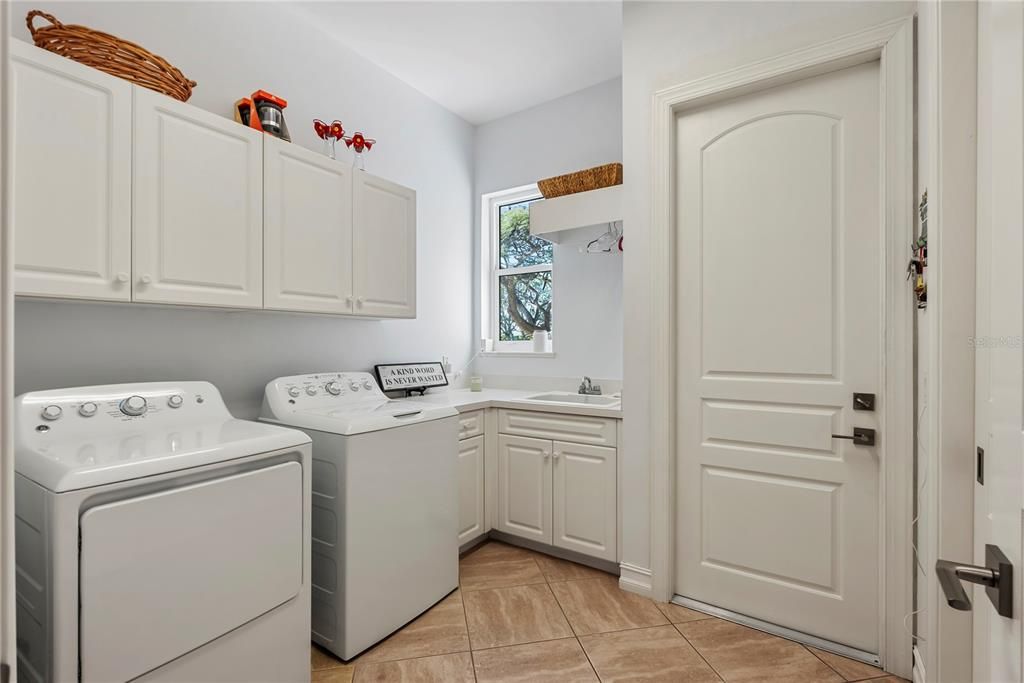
[79,462,303,683]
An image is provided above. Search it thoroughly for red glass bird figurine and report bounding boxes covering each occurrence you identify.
[344,131,376,169]
[313,119,345,159]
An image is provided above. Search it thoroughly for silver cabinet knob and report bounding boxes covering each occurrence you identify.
[356,297,365,307]
[116,272,129,283]
[139,274,152,285]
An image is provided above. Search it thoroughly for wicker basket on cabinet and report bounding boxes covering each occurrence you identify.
[537,163,623,199]
[26,9,197,102]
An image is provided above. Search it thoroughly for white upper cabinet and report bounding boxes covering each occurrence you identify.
[264,137,354,314]
[132,87,263,308]
[10,42,132,301]
[352,172,416,318]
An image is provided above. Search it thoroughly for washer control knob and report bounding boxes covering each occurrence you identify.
[349,381,360,392]
[78,402,98,418]
[119,395,148,417]
[287,387,301,398]
[325,381,343,396]
[305,386,317,396]
[362,380,373,390]
[41,405,63,421]
[167,394,184,409]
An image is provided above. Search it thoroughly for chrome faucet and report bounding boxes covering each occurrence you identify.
[578,376,602,395]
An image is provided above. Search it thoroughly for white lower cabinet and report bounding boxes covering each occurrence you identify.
[496,434,553,544]
[457,435,485,545]
[496,413,618,561]
[552,441,617,561]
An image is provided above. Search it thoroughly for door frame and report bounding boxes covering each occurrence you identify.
[1,2,15,679]
[646,17,915,676]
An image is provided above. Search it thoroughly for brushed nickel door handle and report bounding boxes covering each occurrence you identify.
[831,427,876,446]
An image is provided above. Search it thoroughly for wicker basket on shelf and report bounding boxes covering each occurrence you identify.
[26,9,197,102]
[537,163,623,199]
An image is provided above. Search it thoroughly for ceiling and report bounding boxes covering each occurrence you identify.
[295,1,622,125]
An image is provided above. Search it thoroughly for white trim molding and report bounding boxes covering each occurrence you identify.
[646,17,914,678]
[618,562,654,598]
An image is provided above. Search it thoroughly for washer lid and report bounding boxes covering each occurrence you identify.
[264,398,457,436]
[14,382,310,492]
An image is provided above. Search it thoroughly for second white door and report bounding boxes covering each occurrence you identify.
[675,61,883,652]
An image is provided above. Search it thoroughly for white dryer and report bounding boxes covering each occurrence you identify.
[14,382,312,683]
[261,372,458,660]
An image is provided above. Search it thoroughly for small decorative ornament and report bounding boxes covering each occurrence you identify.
[314,119,345,159]
[344,131,376,170]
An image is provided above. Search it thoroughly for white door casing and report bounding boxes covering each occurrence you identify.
[133,87,263,308]
[676,61,882,653]
[973,1,1023,681]
[496,434,552,544]
[10,41,131,301]
[352,172,416,318]
[553,441,617,561]
[458,434,485,544]
[264,136,354,314]
[647,18,914,675]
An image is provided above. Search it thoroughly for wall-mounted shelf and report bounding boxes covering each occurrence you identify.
[529,185,622,244]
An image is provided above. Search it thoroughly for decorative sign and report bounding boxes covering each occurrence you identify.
[374,362,448,395]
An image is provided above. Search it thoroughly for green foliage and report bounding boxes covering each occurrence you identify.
[497,200,552,340]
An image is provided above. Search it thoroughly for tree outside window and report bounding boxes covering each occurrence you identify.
[496,199,551,341]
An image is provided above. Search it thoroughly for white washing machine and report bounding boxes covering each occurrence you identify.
[14,382,313,683]
[261,372,458,660]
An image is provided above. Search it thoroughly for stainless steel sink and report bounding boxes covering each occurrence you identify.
[523,392,620,407]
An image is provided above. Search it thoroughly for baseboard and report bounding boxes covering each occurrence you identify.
[618,562,654,597]
[486,530,620,574]
[912,646,925,683]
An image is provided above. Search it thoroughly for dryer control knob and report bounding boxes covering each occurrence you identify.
[305,386,317,396]
[287,387,301,398]
[119,395,148,417]
[41,405,63,421]
[325,381,343,396]
[349,381,360,392]
[78,402,98,418]
[362,380,373,390]
[167,394,184,409]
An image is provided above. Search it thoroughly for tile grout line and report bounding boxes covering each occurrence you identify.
[803,644,851,681]
[458,572,480,682]
[545,567,604,682]
[671,622,727,683]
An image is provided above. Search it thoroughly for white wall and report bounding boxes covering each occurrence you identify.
[473,78,623,382]
[621,0,915,597]
[9,1,475,418]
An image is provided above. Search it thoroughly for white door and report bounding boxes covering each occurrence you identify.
[10,42,131,301]
[352,172,416,318]
[133,87,263,308]
[553,441,616,561]
[457,435,485,544]
[496,434,552,544]
[973,2,1023,680]
[264,136,354,314]
[675,61,882,651]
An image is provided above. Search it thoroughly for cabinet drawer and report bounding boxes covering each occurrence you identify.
[458,410,485,440]
[498,409,617,447]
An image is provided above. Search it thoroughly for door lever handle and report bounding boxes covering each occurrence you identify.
[936,545,1013,617]
[831,427,876,446]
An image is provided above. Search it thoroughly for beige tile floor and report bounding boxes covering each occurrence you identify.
[310,541,906,682]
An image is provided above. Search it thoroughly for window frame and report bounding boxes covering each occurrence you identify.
[480,184,552,354]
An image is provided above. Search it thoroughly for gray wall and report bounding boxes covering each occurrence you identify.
[11,2,476,418]
[473,78,624,381]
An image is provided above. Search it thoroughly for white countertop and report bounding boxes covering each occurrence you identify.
[399,388,622,419]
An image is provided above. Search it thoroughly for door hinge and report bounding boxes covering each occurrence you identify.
[977,446,985,485]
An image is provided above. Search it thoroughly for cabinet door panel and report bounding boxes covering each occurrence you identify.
[457,435,485,544]
[264,137,353,313]
[552,441,616,561]
[352,173,416,317]
[133,87,263,307]
[10,42,131,300]
[496,434,551,544]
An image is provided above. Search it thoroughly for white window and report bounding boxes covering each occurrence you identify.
[480,185,552,353]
